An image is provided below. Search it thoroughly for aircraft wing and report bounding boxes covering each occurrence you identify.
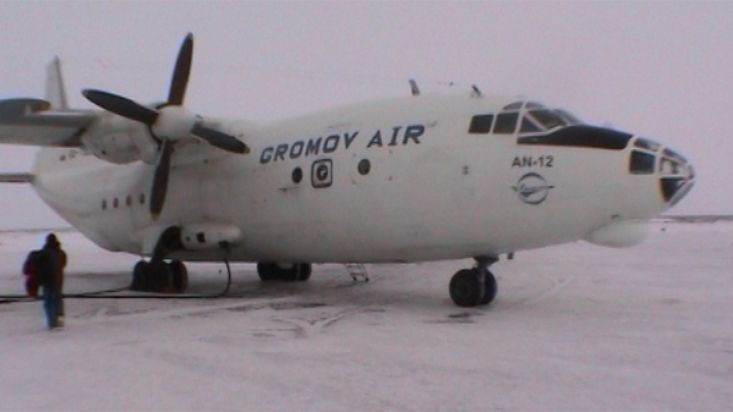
[0,98,97,147]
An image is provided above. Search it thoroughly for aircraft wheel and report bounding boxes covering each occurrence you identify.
[257,263,280,282]
[147,261,172,293]
[480,270,498,306]
[295,263,312,282]
[170,260,188,293]
[258,263,312,282]
[131,261,148,291]
[449,269,483,307]
[279,263,312,282]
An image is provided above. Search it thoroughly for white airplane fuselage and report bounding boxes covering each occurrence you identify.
[29,94,693,264]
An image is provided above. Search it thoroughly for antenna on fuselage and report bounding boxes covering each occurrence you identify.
[409,79,420,96]
[471,84,483,98]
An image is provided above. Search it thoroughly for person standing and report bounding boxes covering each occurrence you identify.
[35,234,67,329]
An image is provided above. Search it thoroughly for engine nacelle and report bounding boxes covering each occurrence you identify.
[583,219,650,248]
[181,224,242,251]
[81,114,158,164]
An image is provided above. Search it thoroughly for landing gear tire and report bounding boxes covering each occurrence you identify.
[480,270,498,306]
[170,260,188,293]
[257,263,312,282]
[149,261,171,293]
[286,263,311,282]
[450,269,483,307]
[298,264,312,282]
[257,263,280,282]
[131,260,188,293]
[449,256,500,307]
[131,261,148,291]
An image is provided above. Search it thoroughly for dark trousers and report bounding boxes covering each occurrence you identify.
[42,286,61,329]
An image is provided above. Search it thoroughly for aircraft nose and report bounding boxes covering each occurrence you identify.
[659,147,694,207]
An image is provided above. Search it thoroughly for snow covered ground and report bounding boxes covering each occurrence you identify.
[1,221,731,411]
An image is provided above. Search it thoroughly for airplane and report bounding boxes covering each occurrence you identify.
[0,34,694,307]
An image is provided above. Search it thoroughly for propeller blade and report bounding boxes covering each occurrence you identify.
[150,139,174,217]
[167,33,194,106]
[83,89,159,125]
[191,123,249,154]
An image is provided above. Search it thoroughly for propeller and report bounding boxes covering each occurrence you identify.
[82,33,249,218]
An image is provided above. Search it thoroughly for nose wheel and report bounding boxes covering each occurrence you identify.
[449,257,498,307]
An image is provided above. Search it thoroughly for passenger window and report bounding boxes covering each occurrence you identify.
[630,150,655,174]
[520,117,542,133]
[468,114,494,134]
[493,112,519,134]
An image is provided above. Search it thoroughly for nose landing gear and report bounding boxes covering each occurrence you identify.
[449,256,498,307]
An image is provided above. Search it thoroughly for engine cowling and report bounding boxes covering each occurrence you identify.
[81,114,158,164]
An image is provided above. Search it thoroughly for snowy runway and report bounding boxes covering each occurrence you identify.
[1,221,732,411]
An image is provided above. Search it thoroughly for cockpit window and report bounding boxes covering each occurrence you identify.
[518,125,632,150]
[659,148,689,176]
[528,110,567,130]
[555,109,581,125]
[629,150,655,174]
[634,138,660,152]
[663,148,687,164]
[468,114,494,134]
[660,158,683,175]
[494,112,519,134]
[520,117,542,133]
[525,102,545,110]
[503,101,524,111]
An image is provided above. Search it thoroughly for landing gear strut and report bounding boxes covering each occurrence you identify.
[257,263,311,282]
[449,256,498,307]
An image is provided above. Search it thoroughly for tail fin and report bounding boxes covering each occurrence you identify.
[45,57,68,110]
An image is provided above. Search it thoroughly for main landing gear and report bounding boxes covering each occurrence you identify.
[449,256,498,307]
[130,227,189,293]
[257,263,312,282]
[131,260,188,293]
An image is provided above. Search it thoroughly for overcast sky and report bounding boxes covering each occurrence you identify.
[0,1,731,229]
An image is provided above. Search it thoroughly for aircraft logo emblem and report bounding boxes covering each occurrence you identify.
[512,172,554,205]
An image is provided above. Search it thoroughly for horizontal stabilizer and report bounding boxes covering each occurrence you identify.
[0,173,33,183]
[0,97,97,147]
[0,98,50,118]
